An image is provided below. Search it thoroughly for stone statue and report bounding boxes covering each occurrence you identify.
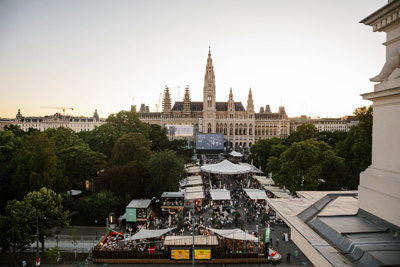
[370,47,400,82]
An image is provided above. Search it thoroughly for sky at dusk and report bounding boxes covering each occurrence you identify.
[0,0,387,119]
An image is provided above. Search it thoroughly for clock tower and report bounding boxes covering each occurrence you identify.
[202,47,216,133]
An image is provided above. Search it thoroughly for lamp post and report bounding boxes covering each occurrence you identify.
[192,204,195,267]
[95,219,98,239]
[36,216,40,266]
[129,227,132,237]
[56,235,59,247]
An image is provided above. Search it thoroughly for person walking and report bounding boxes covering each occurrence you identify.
[275,237,279,246]
[287,252,291,263]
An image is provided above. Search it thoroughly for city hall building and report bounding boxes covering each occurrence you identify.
[136,48,290,150]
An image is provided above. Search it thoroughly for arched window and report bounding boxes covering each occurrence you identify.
[208,123,212,133]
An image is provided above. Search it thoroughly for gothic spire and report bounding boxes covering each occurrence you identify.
[247,88,254,112]
[162,85,172,112]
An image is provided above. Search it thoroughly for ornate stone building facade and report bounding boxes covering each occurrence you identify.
[12,109,105,132]
[137,49,290,149]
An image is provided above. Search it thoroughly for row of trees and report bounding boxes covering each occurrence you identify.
[0,111,193,264]
[249,106,372,193]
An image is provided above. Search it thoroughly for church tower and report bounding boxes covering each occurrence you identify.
[183,85,191,118]
[202,47,216,133]
[162,86,172,118]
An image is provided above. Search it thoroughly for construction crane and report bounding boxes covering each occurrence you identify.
[41,106,74,115]
[155,93,162,112]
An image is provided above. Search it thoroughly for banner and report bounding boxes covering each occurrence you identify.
[195,249,211,260]
[265,226,270,243]
[171,249,190,260]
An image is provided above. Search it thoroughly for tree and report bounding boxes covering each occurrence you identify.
[106,110,151,139]
[69,226,80,258]
[23,187,69,255]
[77,190,120,223]
[148,124,169,152]
[267,139,345,193]
[46,246,62,264]
[0,131,21,210]
[0,199,35,267]
[44,127,84,153]
[336,106,373,189]
[315,131,348,150]
[58,145,106,189]
[11,132,66,197]
[148,150,185,197]
[3,124,25,138]
[95,162,149,200]
[284,124,319,145]
[167,139,195,163]
[109,132,151,166]
[248,138,285,172]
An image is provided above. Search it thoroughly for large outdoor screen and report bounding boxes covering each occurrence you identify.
[196,133,224,150]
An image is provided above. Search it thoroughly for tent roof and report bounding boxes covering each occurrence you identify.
[239,163,264,173]
[229,151,243,157]
[164,235,218,246]
[126,199,151,209]
[208,228,258,241]
[244,189,268,200]
[200,160,251,174]
[161,192,184,198]
[186,166,201,173]
[126,228,174,241]
[210,189,231,200]
[254,175,275,185]
[185,191,204,199]
[185,186,203,193]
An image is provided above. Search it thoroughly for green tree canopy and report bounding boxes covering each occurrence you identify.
[0,199,35,265]
[109,132,151,166]
[315,130,348,150]
[44,127,85,153]
[336,106,373,189]
[0,131,21,210]
[23,187,69,255]
[58,145,106,189]
[248,138,285,172]
[3,124,25,138]
[11,132,66,197]
[106,110,151,138]
[267,139,345,193]
[77,190,120,222]
[148,124,169,151]
[95,162,149,200]
[148,150,185,197]
[284,124,319,145]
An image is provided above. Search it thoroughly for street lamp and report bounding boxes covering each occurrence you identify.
[128,227,132,237]
[95,219,98,239]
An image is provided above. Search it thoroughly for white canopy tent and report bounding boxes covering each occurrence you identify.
[185,191,204,200]
[200,160,251,174]
[254,175,275,186]
[185,186,203,193]
[239,163,264,174]
[244,189,268,200]
[207,228,258,241]
[126,228,174,241]
[229,151,243,157]
[210,189,231,200]
[186,166,201,174]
